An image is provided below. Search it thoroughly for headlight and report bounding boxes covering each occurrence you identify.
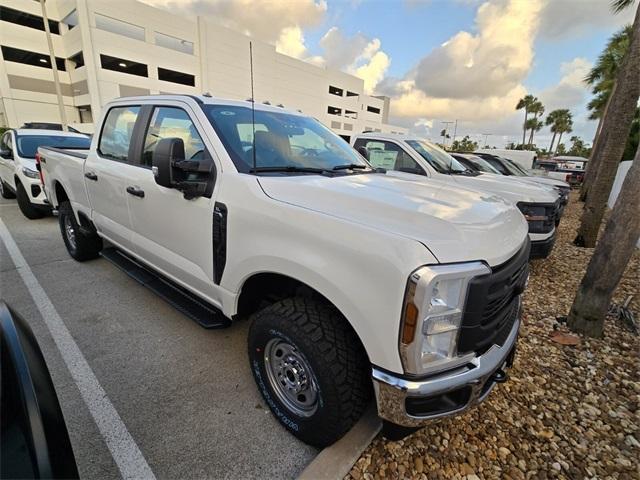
[21,167,39,179]
[399,262,490,375]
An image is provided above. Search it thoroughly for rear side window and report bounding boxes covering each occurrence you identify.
[98,106,140,161]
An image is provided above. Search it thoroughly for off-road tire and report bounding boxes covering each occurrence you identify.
[58,201,102,261]
[16,181,45,219]
[248,296,371,447]
[0,180,15,199]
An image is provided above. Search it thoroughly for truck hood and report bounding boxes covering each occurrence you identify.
[257,173,528,266]
[445,173,559,204]
[519,176,570,189]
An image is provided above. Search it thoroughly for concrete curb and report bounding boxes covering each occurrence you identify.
[298,407,381,480]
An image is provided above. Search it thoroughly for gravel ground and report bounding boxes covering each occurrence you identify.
[348,192,639,480]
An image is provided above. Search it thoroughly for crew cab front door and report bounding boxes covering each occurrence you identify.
[125,104,219,303]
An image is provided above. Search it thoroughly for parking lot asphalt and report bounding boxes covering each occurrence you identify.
[0,197,318,479]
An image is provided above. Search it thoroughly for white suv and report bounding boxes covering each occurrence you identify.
[0,129,90,219]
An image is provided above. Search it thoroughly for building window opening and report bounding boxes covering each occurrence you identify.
[327,106,341,116]
[155,32,194,55]
[339,135,351,143]
[100,54,148,77]
[1,45,65,71]
[328,85,343,96]
[344,110,358,119]
[346,91,358,97]
[367,106,381,114]
[157,67,195,86]
[78,106,93,123]
[95,14,145,41]
[0,6,59,34]
[69,51,84,69]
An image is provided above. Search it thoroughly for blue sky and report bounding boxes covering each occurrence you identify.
[145,0,636,148]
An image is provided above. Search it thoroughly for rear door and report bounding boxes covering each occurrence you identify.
[124,103,220,301]
[0,131,16,189]
[84,105,142,251]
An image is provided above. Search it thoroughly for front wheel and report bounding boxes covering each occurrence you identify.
[16,182,45,219]
[248,297,371,447]
[58,201,103,261]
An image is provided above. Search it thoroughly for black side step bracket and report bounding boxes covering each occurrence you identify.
[100,248,230,329]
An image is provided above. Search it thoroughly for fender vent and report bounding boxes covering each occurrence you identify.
[212,202,227,284]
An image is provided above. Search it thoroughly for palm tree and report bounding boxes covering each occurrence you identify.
[516,94,536,146]
[581,25,635,199]
[569,0,640,338]
[527,101,545,146]
[525,118,543,147]
[553,111,573,155]
[545,109,567,153]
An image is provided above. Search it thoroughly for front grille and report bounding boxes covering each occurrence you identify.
[457,241,530,355]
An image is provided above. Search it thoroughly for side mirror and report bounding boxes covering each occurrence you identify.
[0,148,13,160]
[356,146,369,160]
[152,137,184,189]
[152,137,214,199]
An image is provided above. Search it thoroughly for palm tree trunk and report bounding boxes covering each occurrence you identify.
[548,131,557,154]
[528,126,534,146]
[575,3,640,248]
[581,91,615,201]
[568,143,640,337]
[522,108,528,146]
[554,132,564,155]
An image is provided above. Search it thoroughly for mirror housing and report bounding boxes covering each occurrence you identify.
[152,137,214,199]
[356,146,369,160]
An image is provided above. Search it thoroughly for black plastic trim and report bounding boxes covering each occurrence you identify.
[212,202,228,285]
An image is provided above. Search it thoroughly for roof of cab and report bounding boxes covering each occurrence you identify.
[111,94,307,116]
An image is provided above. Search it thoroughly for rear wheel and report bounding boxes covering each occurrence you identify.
[58,201,102,261]
[0,180,16,199]
[248,297,371,447]
[16,182,45,219]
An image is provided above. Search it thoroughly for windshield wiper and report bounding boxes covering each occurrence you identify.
[249,166,332,175]
[332,164,369,171]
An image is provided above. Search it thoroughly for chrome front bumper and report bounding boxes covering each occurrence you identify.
[372,316,520,428]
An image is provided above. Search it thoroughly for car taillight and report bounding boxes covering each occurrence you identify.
[35,153,45,185]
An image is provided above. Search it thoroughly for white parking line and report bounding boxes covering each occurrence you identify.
[0,218,156,480]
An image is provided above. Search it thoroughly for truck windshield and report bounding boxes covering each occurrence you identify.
[203,105,370,174]
[469,156,502,174]
[405,139,467,174]
[16,135,91,159]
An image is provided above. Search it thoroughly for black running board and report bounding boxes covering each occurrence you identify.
[100,248,230,329]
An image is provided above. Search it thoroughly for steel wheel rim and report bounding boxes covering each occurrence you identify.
[64,214,77,250]
[264,338,319,417]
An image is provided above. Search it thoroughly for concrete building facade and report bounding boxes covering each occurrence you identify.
[0,0,406,140]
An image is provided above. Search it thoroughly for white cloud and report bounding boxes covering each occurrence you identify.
[538,0,636,39]
[539,57,593,112]
[275,26,308,59]
[414,0,543,99]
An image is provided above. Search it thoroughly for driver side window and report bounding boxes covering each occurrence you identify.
[142,107,205,166]
[354,139,424,175]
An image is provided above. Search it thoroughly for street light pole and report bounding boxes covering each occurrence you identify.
[441,121,454,147]
[40,0,68,131]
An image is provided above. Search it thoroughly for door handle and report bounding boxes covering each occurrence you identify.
[84,172,98,181]
[126,186,145,198]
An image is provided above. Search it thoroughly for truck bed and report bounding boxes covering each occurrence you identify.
[38,146,91,210]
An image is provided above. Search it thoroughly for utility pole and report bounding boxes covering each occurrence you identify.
[482,133,492,147]
[40,0,68,131]
[452,119,458,145]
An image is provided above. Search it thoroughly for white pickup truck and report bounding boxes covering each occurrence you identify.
[0,129,90,219]
[39,95,530,447]
[352,133,561,259]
